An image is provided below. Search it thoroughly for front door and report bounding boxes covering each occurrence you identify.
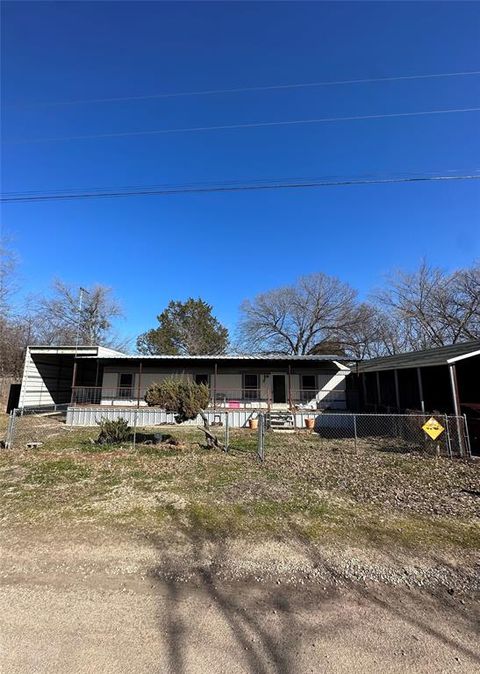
[272,375,286,404]
[118,373,133,398]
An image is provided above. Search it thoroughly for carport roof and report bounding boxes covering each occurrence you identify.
[357,340,480,373]
[27,345,126,357]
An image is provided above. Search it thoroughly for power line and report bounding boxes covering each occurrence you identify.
[5,106,480,144]
[6,70,480,108]
[2,173,479,203]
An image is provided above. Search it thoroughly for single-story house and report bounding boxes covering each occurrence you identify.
[17,345,353,414]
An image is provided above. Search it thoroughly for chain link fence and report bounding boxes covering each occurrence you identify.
[270,412,471,460]
[2,407,234,452]
[3,408,71,449]
[2,408,471,461]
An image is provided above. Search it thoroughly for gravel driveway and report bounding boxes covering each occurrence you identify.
[1,527,479,674]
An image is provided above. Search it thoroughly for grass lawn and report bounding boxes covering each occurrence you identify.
[1,415,479,555]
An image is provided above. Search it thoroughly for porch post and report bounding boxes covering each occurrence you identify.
[288,363,292,409]
[213,362,218,411]
[394,369,401,411]
[416,367,425,413]
[137,360,143,408]
[70,360,78,404]
[95,360,100,386]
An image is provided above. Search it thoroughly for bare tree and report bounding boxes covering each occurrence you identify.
[0,233,30,381]
[0,231,19,320]
[373,260,480,350]
[238,273,361,355]
[445,264,480,342]
[35,280,124,347]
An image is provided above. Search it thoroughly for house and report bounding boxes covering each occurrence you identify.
[16,345,353,420]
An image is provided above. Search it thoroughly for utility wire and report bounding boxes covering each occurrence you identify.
[2,174,479,203]
[6,70,480,108]
[0,169,474,196]
[5,106,480,144]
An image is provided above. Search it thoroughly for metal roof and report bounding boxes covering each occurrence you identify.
[357,340,480,373]
[77,352,353,362]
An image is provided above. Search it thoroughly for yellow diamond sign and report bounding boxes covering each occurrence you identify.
[422,417,445,440]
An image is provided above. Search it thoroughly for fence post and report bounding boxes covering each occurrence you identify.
[443,415,452,458]
[5,411,14,449]
[463,414,472,459]
[455,416,466,458]
[353,413,358,452]
[224,411,229,452]
[257,413,265,463]
[132,408,138,451]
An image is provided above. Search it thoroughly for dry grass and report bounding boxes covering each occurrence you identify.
[0,417,479,553]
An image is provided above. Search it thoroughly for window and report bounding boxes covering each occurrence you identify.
[243,374,259,400]
[195,374,209,386]
[118,373,133,398]
[301,375,316,402]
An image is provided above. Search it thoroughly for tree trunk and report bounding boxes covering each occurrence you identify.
[199,410,223,450]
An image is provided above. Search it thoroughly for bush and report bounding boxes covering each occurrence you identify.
[145,378,210,423]
[96,417,131,444]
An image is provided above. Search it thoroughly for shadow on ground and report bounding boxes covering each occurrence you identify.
[146,525,480,674]
[146,530,349,674]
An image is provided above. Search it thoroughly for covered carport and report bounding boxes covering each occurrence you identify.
[357,340,480,452]
[17,345,125,410]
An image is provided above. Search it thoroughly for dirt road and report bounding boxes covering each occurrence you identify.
[1,529,479,674]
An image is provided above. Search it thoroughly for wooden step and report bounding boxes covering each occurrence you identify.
[267,411,294,431]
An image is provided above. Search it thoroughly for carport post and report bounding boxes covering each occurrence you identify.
[449,363,465,457]
[376,372,382,411]
[416,368,425,414]
[361,374,368,409]
[448,363,461,417]
[394,369,401,411]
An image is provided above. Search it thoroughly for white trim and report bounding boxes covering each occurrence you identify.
[447,349,480,364]
[333,360,351,372]
[18,346,32,408]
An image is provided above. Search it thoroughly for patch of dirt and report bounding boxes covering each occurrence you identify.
[267,440,480,518]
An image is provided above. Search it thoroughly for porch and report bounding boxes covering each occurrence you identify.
[69,355,350,412]
[70,381,346,411]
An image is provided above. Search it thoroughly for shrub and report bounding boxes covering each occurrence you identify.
[145,378,222,449]
[97,417,131,444]
[145,378,210,423]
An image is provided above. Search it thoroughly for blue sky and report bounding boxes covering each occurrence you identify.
[1,1,479,346]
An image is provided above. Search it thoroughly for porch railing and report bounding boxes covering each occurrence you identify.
[71,385,346,410]
[288,389,346,409]
[71,387,137,405]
